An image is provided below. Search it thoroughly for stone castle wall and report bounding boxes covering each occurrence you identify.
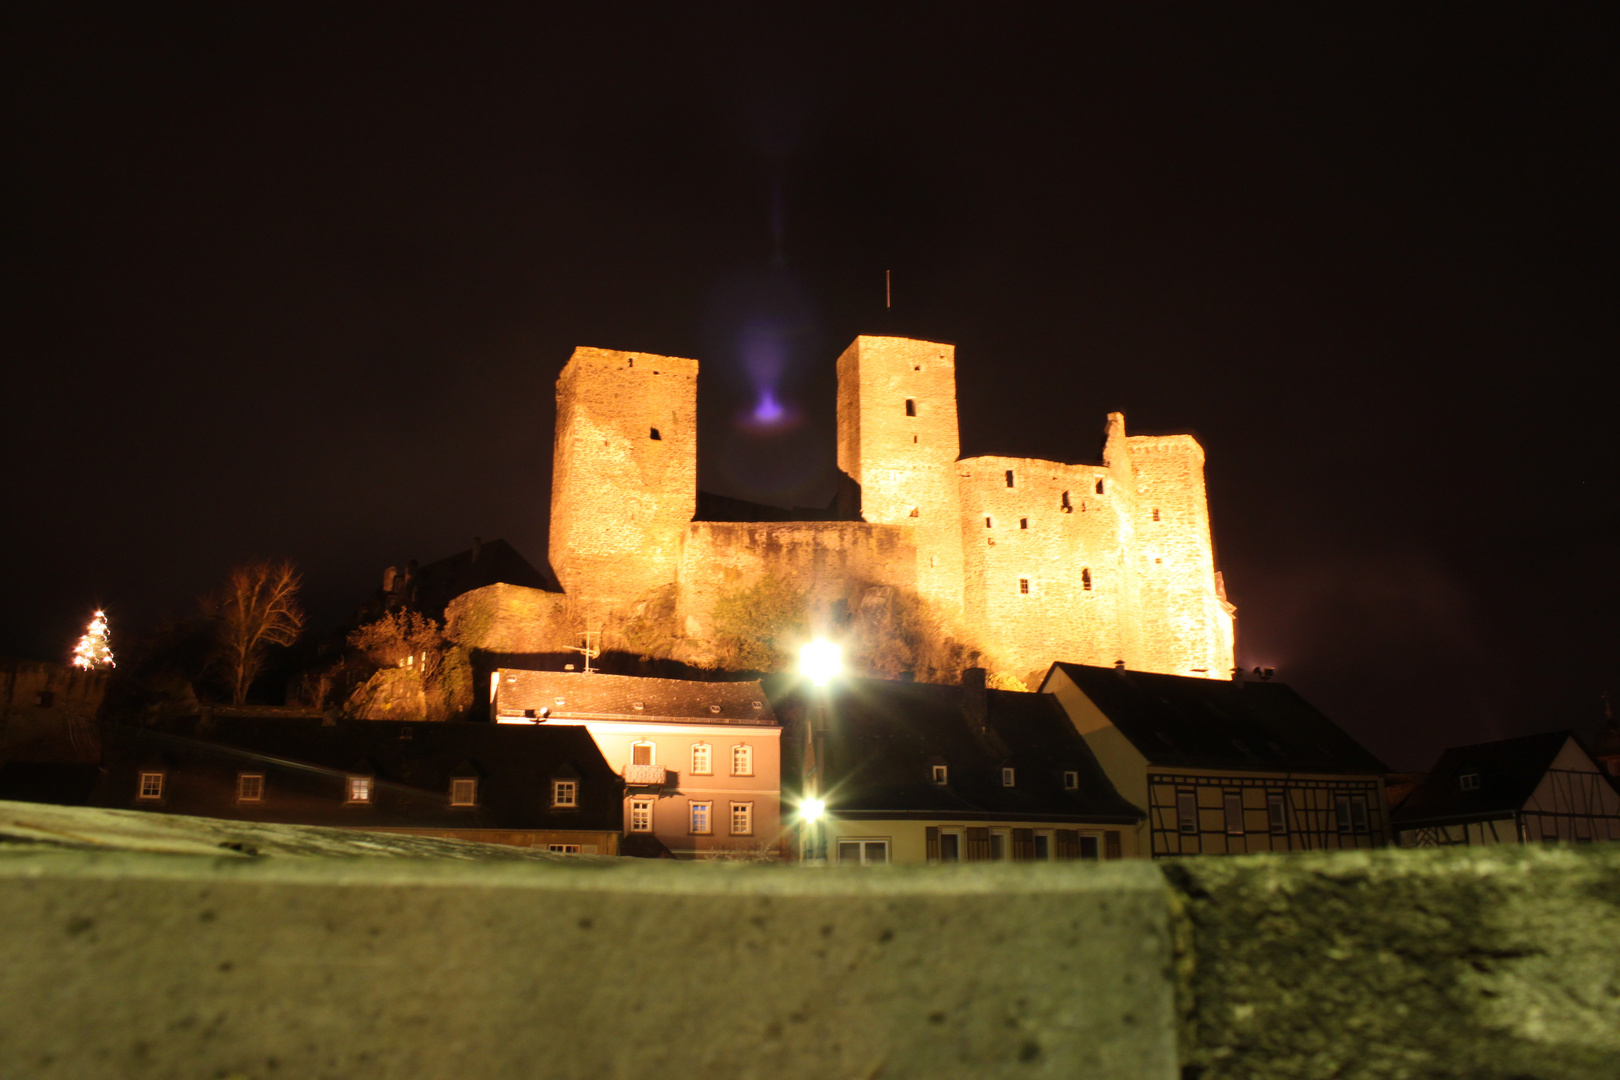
[541,336,1235,681]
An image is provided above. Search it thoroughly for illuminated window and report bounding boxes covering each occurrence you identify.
[905,399,916,416]
[346,776,372,804]
[1095,479,1105,494]
[730,802,753,836]
[649,428,661,440]
[932,764,948,784]
[1001,767,1016,787]
[1018,578,1030,594]
[1459,773,1481,791]
[450,778,478,807]
[1081,568,1092,591]
[1063,770,1079,790]
[547,844,582,854]
[631,741,655,767]
[690,801,713,835]
[630,798,653,832]
[836,839,889,866]
[1267,793,1287,835]
[1176,791,1197,834]
[138,772,164,800]
[552,779,578,808]
[1152,508,1161,521]
[236,773,264,803]
[1005,470,1015,487]
[690,743,712,775]
[731,744,753,777]
[1224,793,1245,836]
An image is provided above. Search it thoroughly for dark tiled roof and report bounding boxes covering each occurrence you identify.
[1390,731,1596,825]
[768,676,1142,824]
[1047,663,1387,774]
[498,670,778,726]
[409,538,556,615]
[90,718,623,833]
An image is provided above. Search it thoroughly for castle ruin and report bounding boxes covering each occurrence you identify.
[452,335,1236,686]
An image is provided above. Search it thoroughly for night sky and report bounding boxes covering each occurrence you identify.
[4,5,1614,770]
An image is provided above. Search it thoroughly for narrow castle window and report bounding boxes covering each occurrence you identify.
[1095,479,1105,494]
[650,428,661,440]
[1019,518,1028,529]
[1081,568,1092,591]
[1061,491,1072,512]
[913,435,918,443]
[1152,508,1161,521]
[905,399,916,417]
[627,357,634,367]
[1019,578,1030,594]
[1005,470,1015,488]
[984,516,992,528]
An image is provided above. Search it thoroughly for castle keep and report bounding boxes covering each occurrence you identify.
[459,336,1235,686]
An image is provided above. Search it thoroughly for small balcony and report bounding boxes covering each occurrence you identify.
[623,763,670,788]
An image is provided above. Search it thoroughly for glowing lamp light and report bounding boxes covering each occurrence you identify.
[799,639,841,687]
[752,390,785,424]
[801,798,826,823]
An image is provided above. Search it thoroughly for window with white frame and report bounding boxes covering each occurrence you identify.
[547,844,582,854]
[236,773,264,803]
[836,839,889,866]
[932,764,948,784]
[1349,796,1370,834]
[1063,770,1079,790]
[1176,790,1197,834]
[1459,773,1481,791]
[690,743,712,775]
[1267,793,1287,835]
[630,798,654,832]
[1334,795,1354,834]
[731,744,753,777]
[631,741,655,767]
[1001,767,1016,787]
[730,801,753,836]
[690,801,713,835]
[552,779,578,808]
[346,775,372,804]
[1223,792,1245,836]
[450,777,478,806]
[138,771,164,800]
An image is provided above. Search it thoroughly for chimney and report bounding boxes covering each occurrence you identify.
[961,667,987,730]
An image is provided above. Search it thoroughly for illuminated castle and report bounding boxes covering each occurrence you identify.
[456,336,1235,685]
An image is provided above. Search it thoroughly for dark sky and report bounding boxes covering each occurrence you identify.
[3,5,1614,769]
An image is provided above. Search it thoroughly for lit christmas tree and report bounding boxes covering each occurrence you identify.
[71,609,115,671]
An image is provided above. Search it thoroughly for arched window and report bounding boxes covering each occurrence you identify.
[631,741,656,767]
[731,744,754,777]
[1081,568,1092,591]
[690,743,712,775]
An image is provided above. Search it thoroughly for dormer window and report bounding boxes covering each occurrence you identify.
[552,779,578,808]
[1001,768,1016,787]
[1459,773,1481,791]
[932,765,948,785]
[236,773,264,803]
[450,777,478,807]
[346,776,372,804]
[138,771,165,800]
[1063,770,1079,790]
[708,704,721,714]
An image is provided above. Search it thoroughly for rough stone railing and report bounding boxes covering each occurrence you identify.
[622,762,670,786]
[0,800,1615,1079]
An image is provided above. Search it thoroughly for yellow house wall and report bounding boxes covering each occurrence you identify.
[818,816,1140,866]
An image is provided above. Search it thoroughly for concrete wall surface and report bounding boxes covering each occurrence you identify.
[0,802,1615,1080]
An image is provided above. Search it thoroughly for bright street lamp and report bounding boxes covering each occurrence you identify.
[800,797,826,823]
[799,639,842,686]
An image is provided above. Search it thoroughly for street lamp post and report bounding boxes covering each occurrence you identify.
[798,639,841,866]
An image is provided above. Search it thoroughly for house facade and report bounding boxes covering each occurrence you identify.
[1392,731,1620,846]
[90,717,624,854]
[493,670,782,859]
[1040,662,1389,856]
[773,670,1143,866]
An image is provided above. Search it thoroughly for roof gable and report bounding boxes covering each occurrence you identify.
[1391,731,1601,824]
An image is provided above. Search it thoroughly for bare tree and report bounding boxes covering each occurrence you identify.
[213,560,306,705]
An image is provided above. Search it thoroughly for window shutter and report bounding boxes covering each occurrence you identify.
[1055,829,1081,860]
[1105,831,1122,860]
[1012,828,1035,861]
[926,826,940,862]
[966,827,991,861]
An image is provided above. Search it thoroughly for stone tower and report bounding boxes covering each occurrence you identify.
[835,336,966,622]
[549,346,698,616]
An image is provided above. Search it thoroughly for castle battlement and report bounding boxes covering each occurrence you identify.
[542,336,1235,685]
